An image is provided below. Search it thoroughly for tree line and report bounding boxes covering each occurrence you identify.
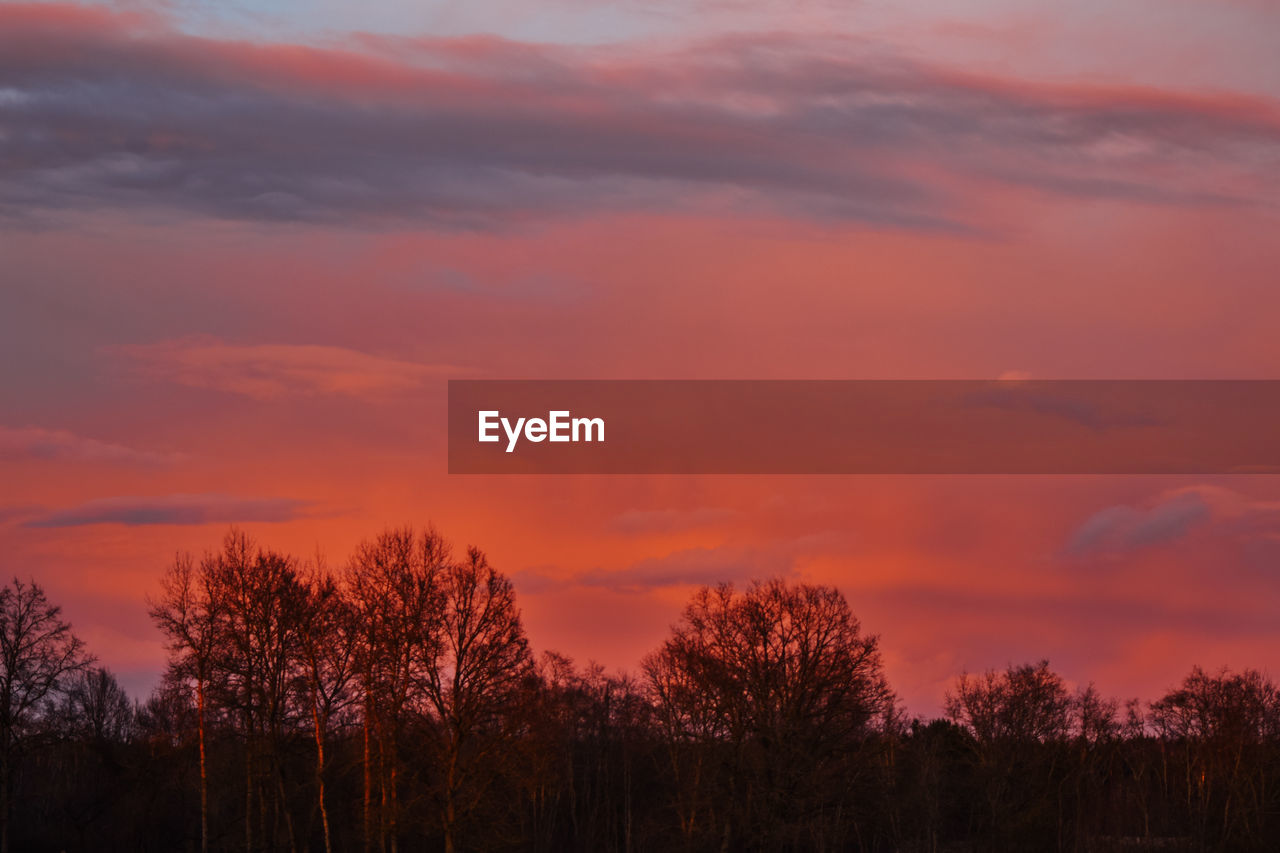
[2,525,1279,852]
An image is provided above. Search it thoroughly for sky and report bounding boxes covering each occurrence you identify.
[2,0,1279,715]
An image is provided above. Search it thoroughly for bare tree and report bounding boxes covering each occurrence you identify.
[208,533,309,853]
[1149,666,1280,846]
[946,660,1074,745]
[644,579,894,851]
[149,551,221,853]
[299,564,358,853]
[531,653,654,853]
[423,547,534,853]
[155,529,311,853]
[63,666,135,745]
[0,577,93,853]
[945,660,1076,849]
[345,526,447,853]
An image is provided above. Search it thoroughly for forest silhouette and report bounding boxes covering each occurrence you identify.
[1,526,1276,852]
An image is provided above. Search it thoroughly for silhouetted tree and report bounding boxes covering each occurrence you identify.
[1150,666,1280,848]
[43,667,138,849]
[945,660,1076,849]
[424,546,535,853]
[298,566,357,853]
[946,660,1073,745]
[528,653,659,853]
[0,576,92,853]
[344,526,446,853]
[150,550,222,853]
[645,579,895,851]
[15,528,1280,853]
[63,666,135,745]
[209,534,309,853]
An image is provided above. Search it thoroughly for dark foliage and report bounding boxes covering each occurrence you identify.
[6,530,1280,852]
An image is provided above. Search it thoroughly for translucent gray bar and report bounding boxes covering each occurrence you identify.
[448,380,1280,474]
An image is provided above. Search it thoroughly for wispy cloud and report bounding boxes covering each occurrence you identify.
[0,425,181,465]
[24,492,317,527]
[1065,492,1211,557]
[1,5,1275,231]
[962,385,1164,431]
[114,337,464,399]
[1063,485,1280,558]
[0,504,42,526]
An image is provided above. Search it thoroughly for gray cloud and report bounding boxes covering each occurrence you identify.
[1065,490,1214,557]
[962,386,1164,431]
[0,425,182,466]
[1063,486,1280,560]
[113,337,467,399]
[24,493,316,527]
[0,504,42,525]
[1,7,1275,231]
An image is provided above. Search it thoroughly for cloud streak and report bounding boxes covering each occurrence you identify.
[1063,486,1280,558]
[24,493,316,527]
[0,425,181,465]
[0,5,1276,231]
[963,386,1163,431]
[115,337,464,399]
[1065,492,1211,557]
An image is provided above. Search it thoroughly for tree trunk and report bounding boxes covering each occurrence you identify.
[245,732,255,853]
[313,702,332,853]
[0,735,9,853]
[198,677,209,853]
[363,708,373,853]
[276,761,298,853]
[388,759,398,853]
[444,744,458,853]
[378,724,390,853]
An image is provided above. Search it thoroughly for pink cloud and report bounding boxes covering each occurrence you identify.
[24,492,317,527]
[114,337,467,399]
[0,426,181,466]
[1,5,1275,231]
[1064,485,1280,558]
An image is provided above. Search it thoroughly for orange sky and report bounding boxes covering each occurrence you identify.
[2,2,1280,714]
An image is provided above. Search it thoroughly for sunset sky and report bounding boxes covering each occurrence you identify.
[2,0,1280,714]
